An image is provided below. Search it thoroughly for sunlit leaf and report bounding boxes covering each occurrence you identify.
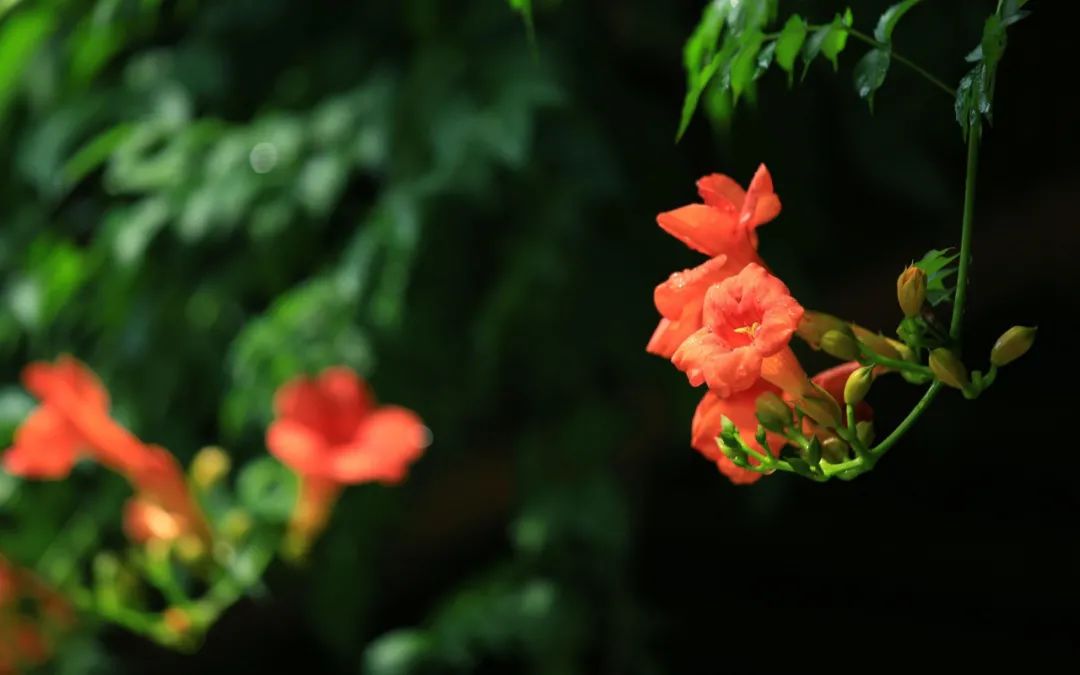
[775,14,807,83]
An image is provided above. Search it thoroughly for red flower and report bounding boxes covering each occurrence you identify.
[672,263,809,398]
[691,383,786,485]
[3,357,145,478]
[647,165,781,359]
[267,367,427,485]
[2,357,210,544]
[267,367,427,554]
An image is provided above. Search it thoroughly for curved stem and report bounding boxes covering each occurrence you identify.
[870,382,942,458]
[845,28,956,99]
[951,124,981,341]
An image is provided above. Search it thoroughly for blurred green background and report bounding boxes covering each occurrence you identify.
[0,0,1074,672]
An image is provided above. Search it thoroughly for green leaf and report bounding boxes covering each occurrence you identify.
[676,3,732,140]
[853,49,890,108]
[873,0,921,43]
[913,247,960,306]
[726,0,776,36]
[508,0,536,50]
[802,8,853,77]
[754,41,775,80]
[237,457,299,524]
[954,64,989,138]
[0,6,56,121]
[677,38,736,140]
[821,8,854,70]
[775,15,807,82]
[61,123,135,188]
[683,1,727,75]
[730,30,765,104]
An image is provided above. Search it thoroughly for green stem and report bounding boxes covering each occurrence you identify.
[846,28,956,99]
[951,124,981,341]
[870,382,942,458]
[861,350,933,377]
[863,108,981,464]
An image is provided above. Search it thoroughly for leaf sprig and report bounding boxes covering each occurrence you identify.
[676,0,958,139]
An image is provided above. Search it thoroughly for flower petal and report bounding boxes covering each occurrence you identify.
[22,356,109,412]
[267,418,330,476]
[330,407,427,484]
[657,204,742,257]
[645,313,699,359]
[2,407,83,479]
[740,164,781,228]
[672,328,761,396]
[654,254,730,320]
[691,387,785,485]
[696,173,745,214]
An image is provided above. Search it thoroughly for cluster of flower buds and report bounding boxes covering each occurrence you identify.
[648,168,1036,484]
[0,358,428,654]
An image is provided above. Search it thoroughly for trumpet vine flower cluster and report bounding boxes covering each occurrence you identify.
[648,167,1035,483]
[0,358,426,651]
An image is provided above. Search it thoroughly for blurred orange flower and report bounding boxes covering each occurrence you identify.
[2,356,209,544]
[267,367,427,550]
[691,383,786,485]
[672,263,809,398]
[647,165,780,359]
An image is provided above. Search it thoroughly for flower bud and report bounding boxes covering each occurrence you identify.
[821,330,860,361]
[896,266,927,318]
[821,436,850,463]
[990,326,1036,367]
[929,348,969,389]
[191,446,231,489]
[175,534,206,565]
[717,437,748,467]
[162,607,193,637]
[798,384,843,429]
[755,391,792,432]
[856,421,875,447]
[220,509,253,541]
[843,366,875,405]
[850,326,901,361]
[796,311,849,349]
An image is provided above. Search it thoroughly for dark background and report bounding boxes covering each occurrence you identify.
[1,1,1075,672]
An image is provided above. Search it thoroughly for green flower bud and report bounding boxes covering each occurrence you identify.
[191,446,231,489]
[843,366,875,405]
[929,348,969,389]
[856,421,875,448]
[851,325,902,360]
[990,325,1036,367]
[821,436,850,463]
[796,311,850,349]
[821,330,860,361]
[896,266,927,318]
[798,384,843,428]
[755,391,792,432]
[717,436,748,467]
